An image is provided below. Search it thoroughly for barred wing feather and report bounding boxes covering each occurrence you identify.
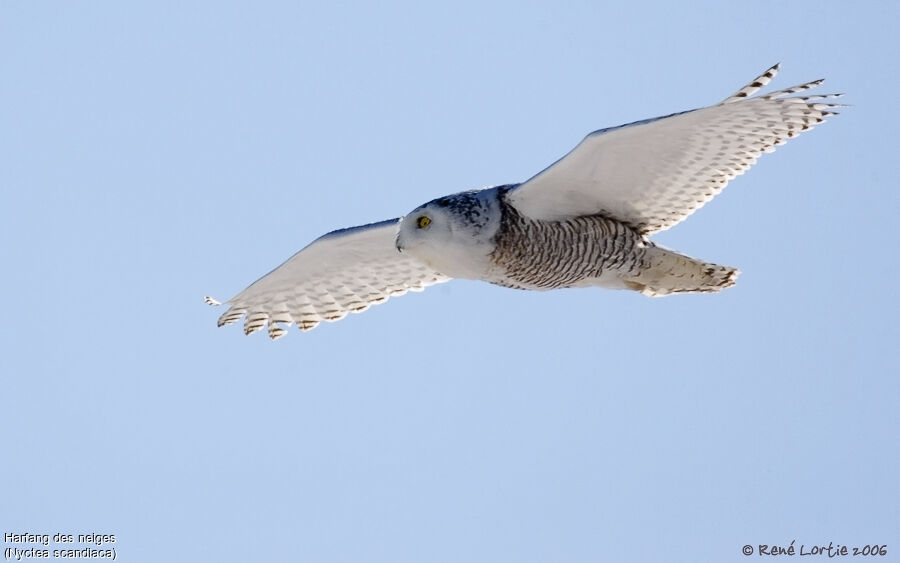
[206,219,449,339]
[507,64,842,234]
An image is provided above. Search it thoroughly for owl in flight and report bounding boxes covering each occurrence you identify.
[207,64,841,339]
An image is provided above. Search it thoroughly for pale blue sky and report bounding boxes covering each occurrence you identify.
[2,1,898,561]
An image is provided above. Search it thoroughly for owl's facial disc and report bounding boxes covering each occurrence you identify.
[395,190,502,280]
[396,204,450,254]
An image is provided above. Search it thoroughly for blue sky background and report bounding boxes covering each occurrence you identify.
[2,2,898,561]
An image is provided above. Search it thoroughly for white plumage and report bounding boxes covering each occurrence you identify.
[207,64,842,339]
[206,220,449,338]
[508,65,832,233]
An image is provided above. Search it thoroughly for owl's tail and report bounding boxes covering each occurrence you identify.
[625,246,739,297]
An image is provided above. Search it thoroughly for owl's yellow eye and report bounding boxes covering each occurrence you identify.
[416,216,432,229]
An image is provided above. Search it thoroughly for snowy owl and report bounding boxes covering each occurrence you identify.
[206,64,842,339]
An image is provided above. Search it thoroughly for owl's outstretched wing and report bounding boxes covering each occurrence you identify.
[207,219,449,339]
[506,64,843,234]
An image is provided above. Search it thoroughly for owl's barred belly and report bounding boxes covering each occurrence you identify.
[489,206,651,291]
[489,204,738,295]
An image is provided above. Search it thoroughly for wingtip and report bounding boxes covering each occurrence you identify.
[721,63,783,104]
[762,62,780,80]
[205,296,221,306]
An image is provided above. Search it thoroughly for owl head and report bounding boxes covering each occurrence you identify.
[396,187,505,280]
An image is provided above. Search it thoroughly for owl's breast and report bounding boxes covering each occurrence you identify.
[489,202,651,290]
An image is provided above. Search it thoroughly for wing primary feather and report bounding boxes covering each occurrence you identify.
[268,322,288,340]
[243,311,269,335]
[763,79,826,99]
[217,307,246,327]
[721,62,780,103]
